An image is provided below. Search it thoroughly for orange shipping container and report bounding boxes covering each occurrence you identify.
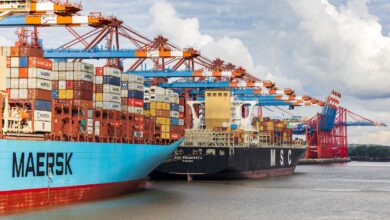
[19,68,28,78]
[28,57,52,70]
[10,47,19,57]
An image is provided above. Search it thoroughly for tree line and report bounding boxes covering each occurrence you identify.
[349,145,390,161]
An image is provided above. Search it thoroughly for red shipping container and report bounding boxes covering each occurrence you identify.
[52,81,59,90]
[171,125,185,133]
[28,57,52,70]
[179,112,185,119]
[95,67,103,76]
[156,110,170,118]
[66,81,74,89]
[134,124,144,131]
[28,89,52,101]
[74,81,93,91]
[11,47,19,57]
[127,98,144,108]
[170,133,182,140]
[94,84,103,93]
[74,90,93,100]
[121,98,127,105]
[19,68,28,78]
[73,100,93,109]
[134,115,144,123]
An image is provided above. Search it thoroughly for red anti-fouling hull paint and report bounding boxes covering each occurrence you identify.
[0,179,146,215]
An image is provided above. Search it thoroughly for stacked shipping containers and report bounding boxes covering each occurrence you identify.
[95,67,121,111]
[148,86,185,140]
[2,45,53,132]
[0,45,185,143]
[255,117,293,145]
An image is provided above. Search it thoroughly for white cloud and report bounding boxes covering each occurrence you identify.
[287,0,390,99]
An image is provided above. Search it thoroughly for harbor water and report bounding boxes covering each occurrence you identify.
[4,162,390,220]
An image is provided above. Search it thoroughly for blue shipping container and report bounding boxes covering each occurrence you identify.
[52,90,58,99]
[121,82,128,90]
[34,100,52,111]
[103,76,120,86]
[144,103,150,110]
[230,124,238,130]
[128,90,144,99]
[170,118,180,125]
[170,104,180,111]
[19,56,28,68]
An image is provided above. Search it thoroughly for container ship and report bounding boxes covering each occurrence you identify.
[152,90,307,180]
[0,38,185,213]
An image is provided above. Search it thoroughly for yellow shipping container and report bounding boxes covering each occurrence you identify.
[156,102,164,110]
[150,109,156,116]
[259,126,264,131]
[95,93,103,102]
[277,123,283,128]
[266,122,274,127]
[58,90,67,99]
[144,110,150,116]
[161,125,170,132]
[161,132,170,140]
[65,90,73,99]
[164,103,170,110]
[260,117,264,122]
[205,90,231,129]
[150,101,156,109]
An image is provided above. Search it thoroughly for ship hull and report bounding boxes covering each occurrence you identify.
[152,146,306,180]
[0,139,182,214]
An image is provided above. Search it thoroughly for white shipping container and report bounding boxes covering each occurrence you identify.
[10,68,18,78]
[10,78,18,88]
[103,102,121,111]
[121,105,128,112]
[103,85,120,94]
[120,73,128,81]
[87,119,93,127]
[34,110,52,122]
[65,71,74,80]
[28,78,52,90]
[94,127,100,135]
[74,71,93,82]
[144,96,150,103]
[74,62,94,73]
[128,83,144,92]
[10,57,19,67]
[5,78,10,88]
[95,101,103,108]
[179,106,185,112]
[58,62,67,71]
[170,111,179,118]
[19,78,28,89]
[66,62,74,71]
[179,119,184,126]
[103,93,121,102]
[150,86,165,95]
[121,90,128,98]
[58,80,66,90]
[4,68,11,78]
[166,89,174,96]
[52,71,59,80]
[10,89,18,99]
[28,68,53,80]
[128,74,144,84]
[2,47,11,56]
[58,72,66,80]
[144,88,150,94]
[34,121,52,133]
[103,67,121,77]
[52,62,59,71]
[150,94,156,101]
[19,89,28,99]
[128,106,144,114]
[95,76,103,84]
[87,126,93,135]
[94,121,101,127]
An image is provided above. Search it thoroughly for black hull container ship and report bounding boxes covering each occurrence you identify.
[152,90,307,180]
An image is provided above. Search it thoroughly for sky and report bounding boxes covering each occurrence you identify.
[0,0,389,145]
